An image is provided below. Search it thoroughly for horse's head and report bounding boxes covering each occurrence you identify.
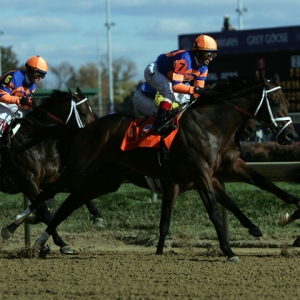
[256,73,297,145]
[33,88,95,129]
[67,87,95,127]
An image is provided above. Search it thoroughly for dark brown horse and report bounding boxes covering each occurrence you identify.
[0,87,96,253]
[14,74,298,262]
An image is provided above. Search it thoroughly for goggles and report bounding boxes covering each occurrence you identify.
[33,71,46,79]
[202,52,218,59]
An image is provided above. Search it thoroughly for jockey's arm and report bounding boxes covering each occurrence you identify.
[0,89,20,105]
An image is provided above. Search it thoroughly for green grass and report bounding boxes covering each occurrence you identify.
[1,182,300,241]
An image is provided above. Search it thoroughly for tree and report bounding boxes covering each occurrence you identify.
[100,57,138,114]
[78,63,99,88]
[1,46,20,74]
[49,61,78,89]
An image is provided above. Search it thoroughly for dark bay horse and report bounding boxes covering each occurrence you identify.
[14,74,298,262]
[0,87,97,253]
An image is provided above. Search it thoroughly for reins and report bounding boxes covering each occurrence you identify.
[26,103,71,127]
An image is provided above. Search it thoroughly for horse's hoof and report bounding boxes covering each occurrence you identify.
[248,227,263,237]
[1,226,13,240]
[279,213,292,226]
[228,256,240,263]
[60,246,74,255]
[93,218,105,228]
[292,238,300,247]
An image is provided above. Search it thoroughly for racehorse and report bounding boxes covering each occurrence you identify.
[0,87,96,253]
[13,74,298,262]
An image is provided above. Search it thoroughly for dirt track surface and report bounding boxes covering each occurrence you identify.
[1,232,300,300]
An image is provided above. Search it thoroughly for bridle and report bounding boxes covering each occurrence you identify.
[253,86,292,138]
[222,85,292,138]
[25,95,91,128]
[65,97,90,128]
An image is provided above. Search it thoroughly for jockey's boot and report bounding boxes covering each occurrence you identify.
[152,100,177,135]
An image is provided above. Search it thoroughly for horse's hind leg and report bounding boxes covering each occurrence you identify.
[35,165,126,250]
[213,179,263,237]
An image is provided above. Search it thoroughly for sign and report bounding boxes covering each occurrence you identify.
[179,25,300,54]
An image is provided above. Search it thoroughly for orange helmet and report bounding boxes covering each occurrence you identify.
[25,56,48,74]
[193,35,218,52]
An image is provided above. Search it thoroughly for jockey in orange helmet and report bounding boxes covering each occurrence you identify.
[133,34,218,135]
[0,55,48,149]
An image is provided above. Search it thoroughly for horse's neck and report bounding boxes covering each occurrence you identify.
[193,104,247,137]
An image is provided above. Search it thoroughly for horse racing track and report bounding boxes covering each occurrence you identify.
[1,232,300,300]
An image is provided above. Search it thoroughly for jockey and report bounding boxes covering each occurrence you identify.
[0,55,48,149]
[133,34,218,135]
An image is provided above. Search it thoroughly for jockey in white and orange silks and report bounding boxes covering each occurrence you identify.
[133,34,219,135]
[0,55,48,149]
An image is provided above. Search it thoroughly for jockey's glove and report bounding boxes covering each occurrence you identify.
[19,97,34,106]
[194,86,222,99]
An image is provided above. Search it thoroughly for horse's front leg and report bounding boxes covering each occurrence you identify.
[196,178,240,263]
[279,209,300,247]
[213,178,263,237]
[156,183,180,254]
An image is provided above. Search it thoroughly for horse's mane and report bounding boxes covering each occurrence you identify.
[212,75,261,94]
[35,90,71,110]
[191,75,262,107]
[23,90,71,123]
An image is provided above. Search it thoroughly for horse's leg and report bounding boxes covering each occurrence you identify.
[85,199,105,228]
[34,203,73,254]
[193,173,240,262]
[279,209,300,247]
[213,178,263,237]
[228,159,300,206]
[34,165,126,249]
[26,198,54,224]
[1,195,73,254]
[156,183,180,254]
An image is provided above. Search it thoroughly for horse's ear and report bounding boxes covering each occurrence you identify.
[68,88,73,95]
[258,71,269,86]
[258,70,265,81]
[76,86,83,97]
[273,74,280,85]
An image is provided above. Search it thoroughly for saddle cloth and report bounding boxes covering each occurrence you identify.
[120,116,179,151]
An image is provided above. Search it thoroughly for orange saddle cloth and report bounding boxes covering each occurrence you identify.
[120,116,179,151]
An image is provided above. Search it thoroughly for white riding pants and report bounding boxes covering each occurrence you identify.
[0,103,23,136]
[133,62,190,116]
